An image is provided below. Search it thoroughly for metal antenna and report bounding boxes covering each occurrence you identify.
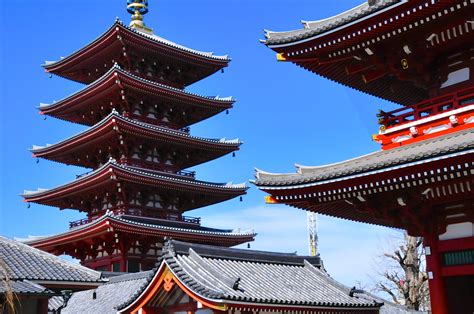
[307,212,318,256]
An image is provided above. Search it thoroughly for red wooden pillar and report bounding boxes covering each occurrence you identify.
[36,297,49,314]
[424,233,448,314]
[140,306,161,314]
[120,253,127,272]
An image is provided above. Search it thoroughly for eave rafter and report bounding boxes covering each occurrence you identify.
[40,65,234,127]
[26,215,255,254]
[256,145,473,235]
[44,21,230,86]
[266,0,474,105]
[23,160,247,212]
[32,111,241,169]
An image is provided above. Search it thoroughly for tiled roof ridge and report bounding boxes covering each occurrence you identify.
[115,239,380,310]
[254,128,474,185]
[0,236,103,282]
[302,260,355,296]
[31,109,242,154]
[112,215,255,236]
[44,20,229,69]
[112,159,248,189]
[106,270,154,284]
[167,240,376,307]
[21,214,255,248]
[262,0,401,45]
[39,64,234,112]
[163,245,225,300]
[23,157,248,199]
[4,280,56,296]
[169,240,321,266]
[298,127,474,170]
[115,20,230,61]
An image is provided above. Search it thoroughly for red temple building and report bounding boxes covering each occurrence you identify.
[22,0,255,273]
[254,1,473,313]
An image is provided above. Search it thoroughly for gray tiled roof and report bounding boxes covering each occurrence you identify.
[0,236,103,283]
[59,271,153,314]
[32,109,241,156]
[23,158,248,199]
[44,20,230,68]
[262,0,400,46]
[254,128,474,187]
[39,64,234,112]
[1,279,55,296]
[161,240,379,308]
[22,212,255,248]
[61,240,380,312]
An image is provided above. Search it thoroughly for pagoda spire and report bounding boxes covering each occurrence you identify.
[127,0,153,34]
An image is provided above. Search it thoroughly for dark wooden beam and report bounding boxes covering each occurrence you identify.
[345,62,374,75]
[362,69,387,84]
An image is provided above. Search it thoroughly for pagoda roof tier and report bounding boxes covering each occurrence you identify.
[39,65,234,127]
[22,213,256,251]
[23,159,248,212]
[43,20,230,86]
[253,128,474,233]
[261,0,474,105]
[31,110,241,169]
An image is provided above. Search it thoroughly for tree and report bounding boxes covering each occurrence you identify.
[0,259,16,314]
[373,232,430,311]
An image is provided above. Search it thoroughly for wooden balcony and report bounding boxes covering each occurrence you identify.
[378,86,474,130]
[69,211,201,229]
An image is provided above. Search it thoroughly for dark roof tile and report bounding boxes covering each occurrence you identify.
[0,236,104,283]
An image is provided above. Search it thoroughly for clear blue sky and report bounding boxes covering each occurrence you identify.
[0,0,403,289]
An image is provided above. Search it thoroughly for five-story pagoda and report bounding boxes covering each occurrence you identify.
[22,0,255,272]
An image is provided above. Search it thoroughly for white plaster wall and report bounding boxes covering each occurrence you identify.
[439,222,474,240]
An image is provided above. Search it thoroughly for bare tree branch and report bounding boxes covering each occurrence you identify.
[373,233,431,311]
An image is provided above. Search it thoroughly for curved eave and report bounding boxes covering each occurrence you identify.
[23,160,248,204]
[122,251,379,312]
[260,0,474,105]
[32,111,241,166]
[25,215,256,250]
[262,0,403,47]
[43,21,229,83]
[40,65,234,120]
[254,128,474,188]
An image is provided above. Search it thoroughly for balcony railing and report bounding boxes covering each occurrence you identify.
[69,211,201,228]
[123,159,196,179]
[175,169,196,178]
[128,114,190,134]
[377,86,474,129]
[69,217,91,228]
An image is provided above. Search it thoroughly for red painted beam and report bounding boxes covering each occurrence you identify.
[442,264,474,277]
[345,63,373,75]
[164,302,197,312]
[439,236,474,252]
[362,69,386,84]
[425,234,449,314]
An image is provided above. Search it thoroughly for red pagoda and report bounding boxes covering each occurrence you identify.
[254,1,473,313]
[23,0,255,273]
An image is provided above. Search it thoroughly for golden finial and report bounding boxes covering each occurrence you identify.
[127,0,153,34]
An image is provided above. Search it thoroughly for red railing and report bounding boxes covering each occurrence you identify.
[122,159,196,179]
[378,86,474,129]
[128,114,190,133]
[69,217,91,228]
[69,211,201,228]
